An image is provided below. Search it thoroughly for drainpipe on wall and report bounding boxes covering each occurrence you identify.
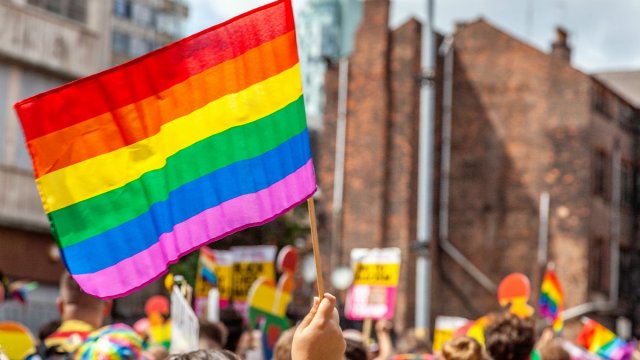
[331,58,349,269]
[438,34,497,295]
[415,0,435,332]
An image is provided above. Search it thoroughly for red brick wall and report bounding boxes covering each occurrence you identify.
[341,0,390,250]
[0,226,63,283]
[430,20,593,318]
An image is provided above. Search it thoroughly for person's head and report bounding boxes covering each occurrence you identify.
[344,338,367,360]
[396,328,432,354]
[57,272,111,328]
[484,312,535,360]
[72,324,143,360]
[199,321,229,351]
[442,337,484,360]
[273,327,296,360]
[537,341,569,360]
[169,350,240,360]
[220,307,245,353]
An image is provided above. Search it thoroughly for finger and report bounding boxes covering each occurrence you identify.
[298,297,320,330]
[310,293,337,328]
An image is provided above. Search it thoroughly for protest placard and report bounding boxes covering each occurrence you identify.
[231,245,277,314]
[345,247,401,320]
[170,285,199,352]
[432,316,469,352]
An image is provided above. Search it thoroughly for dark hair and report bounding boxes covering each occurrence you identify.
[344,338,367,360]
[199,321,229,348]
[219,307,245,352]
[485,312,535,360]
[169,350,239,360]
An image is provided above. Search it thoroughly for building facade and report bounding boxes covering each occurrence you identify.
[111,0,187,65]
[0,0,111,330]
[318,0,640,334]
[295,0,361,129]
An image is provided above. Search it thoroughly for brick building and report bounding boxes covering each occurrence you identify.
[318,0,640,332]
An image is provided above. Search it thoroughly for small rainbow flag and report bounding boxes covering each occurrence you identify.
[539,268,564,332]
[199,247,218,286]
[14,0,315,299]
[576,318,634,360]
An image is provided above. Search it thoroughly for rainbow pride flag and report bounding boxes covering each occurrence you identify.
[13,0,315,299]
[539,268,564,332]
[199,247,218,285]
[576,319,634,360]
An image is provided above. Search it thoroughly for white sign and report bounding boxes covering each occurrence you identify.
[170,286,199,352]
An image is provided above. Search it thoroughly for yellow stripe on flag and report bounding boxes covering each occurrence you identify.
[38,64,302,212]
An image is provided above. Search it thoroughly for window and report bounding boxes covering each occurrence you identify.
[27,0,87,22]
[112,31,130,55]
[130,36,153,57]
[618,102,634,125]
[593,86,610,118]
[593,149,610,200]
[113,0,131,18]
[589,237,609,294]
[132,3,153,26]
[621,161,634,207]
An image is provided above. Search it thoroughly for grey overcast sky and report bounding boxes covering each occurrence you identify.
[185,0,640,73]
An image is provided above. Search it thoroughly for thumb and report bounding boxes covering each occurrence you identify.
[310,293,337,328]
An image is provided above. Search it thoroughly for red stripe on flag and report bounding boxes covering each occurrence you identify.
[16,0,294,141]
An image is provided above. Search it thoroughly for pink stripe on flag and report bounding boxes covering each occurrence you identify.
[73,160,316,298]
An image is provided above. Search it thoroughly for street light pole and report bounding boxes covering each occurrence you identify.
[415,0,435,333]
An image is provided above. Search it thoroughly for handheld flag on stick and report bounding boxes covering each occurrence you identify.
[539,266,564,333]
[14,0,316,299]
[576,318,634,360]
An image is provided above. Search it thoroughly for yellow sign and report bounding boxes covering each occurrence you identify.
[232,262,275,302]
[353,263,400,286]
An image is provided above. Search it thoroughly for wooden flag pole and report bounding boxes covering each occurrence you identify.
[307,198,325,297]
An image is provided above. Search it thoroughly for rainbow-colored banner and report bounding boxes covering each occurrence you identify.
[539,268,564,332]
[576,319,634,360]
[14,0,315,299]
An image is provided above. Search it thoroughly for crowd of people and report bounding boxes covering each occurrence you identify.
[0,272,577,360]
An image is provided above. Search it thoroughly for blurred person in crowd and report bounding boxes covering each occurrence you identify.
[169,350,240,360]
[395,328,432,355]
[72,324,143,360]
[146,345,170,360]
[219,307,245,353]
[199,321,229,350]
[274,327,297,360]
[28,272,111,358]
[537,340,569,360]
[341,329,367,360]
[372,320,394,360]
[345,338,367,360]
[441,337,485,360]
[484,312,535,360]
[292,293,346,360]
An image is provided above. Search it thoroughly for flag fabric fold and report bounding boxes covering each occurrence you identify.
[14,0,315,299]
[539,267,564,333]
